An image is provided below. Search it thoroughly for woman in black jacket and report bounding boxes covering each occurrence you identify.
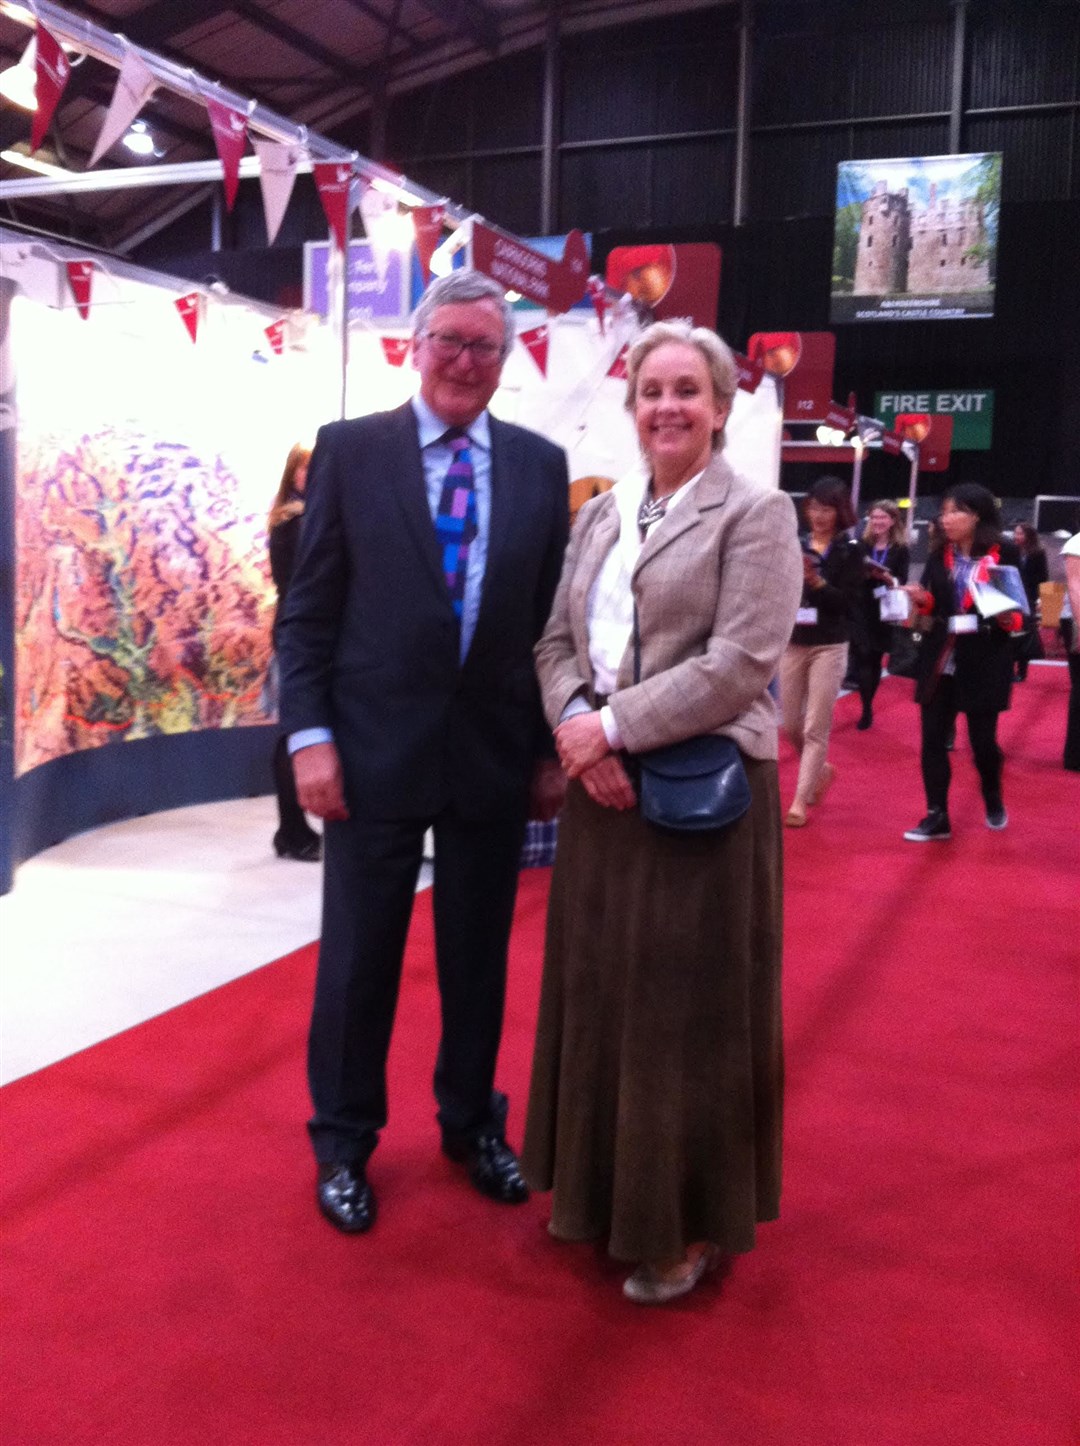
[902,484,1023,841]
[779,476,864,826]
[268,444,321,861]
[852,500,911,730]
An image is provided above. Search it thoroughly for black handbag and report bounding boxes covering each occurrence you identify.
[631,607,752,833]
[887,625,922,679]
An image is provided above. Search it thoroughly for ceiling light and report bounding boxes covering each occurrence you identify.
[122,120,156,157]
[1,146,72,178]
[0,36,36,111]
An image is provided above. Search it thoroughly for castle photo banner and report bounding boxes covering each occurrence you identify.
[831,154,1001,324]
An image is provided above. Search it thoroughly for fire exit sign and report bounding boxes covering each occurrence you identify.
[874,390,994,451]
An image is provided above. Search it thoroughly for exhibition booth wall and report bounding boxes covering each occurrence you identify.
[0,224,784,893]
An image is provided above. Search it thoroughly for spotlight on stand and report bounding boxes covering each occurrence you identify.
[815,425,848,446]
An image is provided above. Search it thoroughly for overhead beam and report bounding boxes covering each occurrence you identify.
[233,2,383,95]
[409,0,499,54]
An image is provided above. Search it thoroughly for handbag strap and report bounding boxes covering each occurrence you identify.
[632,603,642,686]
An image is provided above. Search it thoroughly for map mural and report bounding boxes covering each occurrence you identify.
[15,425,274,775]
[4,254,323,778]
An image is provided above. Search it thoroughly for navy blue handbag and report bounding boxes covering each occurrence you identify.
[631,607,751,833]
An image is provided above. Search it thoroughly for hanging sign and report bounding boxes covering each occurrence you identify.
[314,163,353,252]
[89,49,157,167]
[65,261,95,320]
[264,320,286,355]
[874,390,994,450]
[519,324,549,377]
[31,24,71,154]
[412,205,446,281]
[206,99,248,211]
[380,336,411,367]
[175,292,202,343]
[254,139,303,246]
[749,331,836,421]
[823,400,857,433]
[880,429,905,456]
[471,225,589,314]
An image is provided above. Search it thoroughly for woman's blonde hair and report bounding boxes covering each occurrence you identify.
[268,443,311,530]
[861,499,908,547]
[624,321,738,450]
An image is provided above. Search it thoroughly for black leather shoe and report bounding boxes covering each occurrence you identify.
[316,1162,377,1233]
[443,1134,530,1204]
[274,830,322,862]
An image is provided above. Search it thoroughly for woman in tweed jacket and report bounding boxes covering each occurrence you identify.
[523,321,802,1304]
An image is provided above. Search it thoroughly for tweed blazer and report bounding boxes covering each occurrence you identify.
[535,452,802,761]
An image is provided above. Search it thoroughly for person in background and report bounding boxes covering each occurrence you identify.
[268,445,321,862]
[1061,530,1080,771]
[1012,523,1049,682]
[902,484,1023,841]
[524,320,801,1305]
[852,501,910,730]
[779,476,863,826]
[277,270,569,1236]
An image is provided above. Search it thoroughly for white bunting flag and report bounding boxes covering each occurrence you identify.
[358,182,398,285]
[89,49,157,168]
[253,139,303,246]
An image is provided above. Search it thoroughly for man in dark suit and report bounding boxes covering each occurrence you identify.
[277,270,569,1233]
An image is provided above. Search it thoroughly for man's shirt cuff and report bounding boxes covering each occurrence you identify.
[287,727,334,754]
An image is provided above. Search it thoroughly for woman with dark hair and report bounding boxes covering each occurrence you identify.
[779,475,863,826]
[1012,523,1048,682]
[268,444,321,861]
[852,500,911,730]
[902,483,1023,841]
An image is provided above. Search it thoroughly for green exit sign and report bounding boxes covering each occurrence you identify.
[874,390,994,451]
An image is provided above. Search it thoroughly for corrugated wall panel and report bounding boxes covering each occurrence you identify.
[965,113,1075,204]
[969,3,1080,109]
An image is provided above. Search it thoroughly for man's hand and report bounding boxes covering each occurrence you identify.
[579,755,636,811]
[529,758,567,822]
[292,741,349,821]
[554,710,610,779]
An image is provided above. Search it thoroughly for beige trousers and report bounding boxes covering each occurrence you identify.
[779,641,849,805]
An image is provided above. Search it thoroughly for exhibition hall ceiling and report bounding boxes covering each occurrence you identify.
[0,0,720,248]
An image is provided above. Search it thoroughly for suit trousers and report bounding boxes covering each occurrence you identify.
[307,806,528,1166]
[779,641,849,805]
[919,673,1003,812]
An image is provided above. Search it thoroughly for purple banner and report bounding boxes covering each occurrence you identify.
[303,241,409,323]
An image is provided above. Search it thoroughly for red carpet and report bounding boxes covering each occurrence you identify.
[2,666,1077,1445]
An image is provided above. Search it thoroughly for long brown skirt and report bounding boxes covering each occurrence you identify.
[522,756,784,1265]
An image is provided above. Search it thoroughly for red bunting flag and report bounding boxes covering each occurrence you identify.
[264,320,286,356]
[607,346,628,380]
[823,401,857,433]
[380,336,411,367]
[31,24,71,154]
[733,351,765,393]
[586,275,608,334]
[206,98,248,211]
[412,205,446,280]
[519,324,549,377]
[65,261,95,321]
[175,292,202,344]
[314,163,353,252]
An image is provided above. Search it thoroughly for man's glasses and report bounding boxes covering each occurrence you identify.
[423,331,504,365]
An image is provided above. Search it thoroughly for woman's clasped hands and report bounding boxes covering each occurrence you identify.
[554,711,637,811]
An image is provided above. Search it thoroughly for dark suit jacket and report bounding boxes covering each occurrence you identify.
[277,401,569,821]
[790,530,864,647]
[914,539,1021,712]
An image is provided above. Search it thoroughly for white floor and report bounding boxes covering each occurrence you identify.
[0,796,431,1087]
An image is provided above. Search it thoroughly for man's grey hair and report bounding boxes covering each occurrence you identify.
[624,320,739,451]
[412,270,514,355]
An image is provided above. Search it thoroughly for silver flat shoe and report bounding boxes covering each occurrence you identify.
[623,1250,713,1305]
